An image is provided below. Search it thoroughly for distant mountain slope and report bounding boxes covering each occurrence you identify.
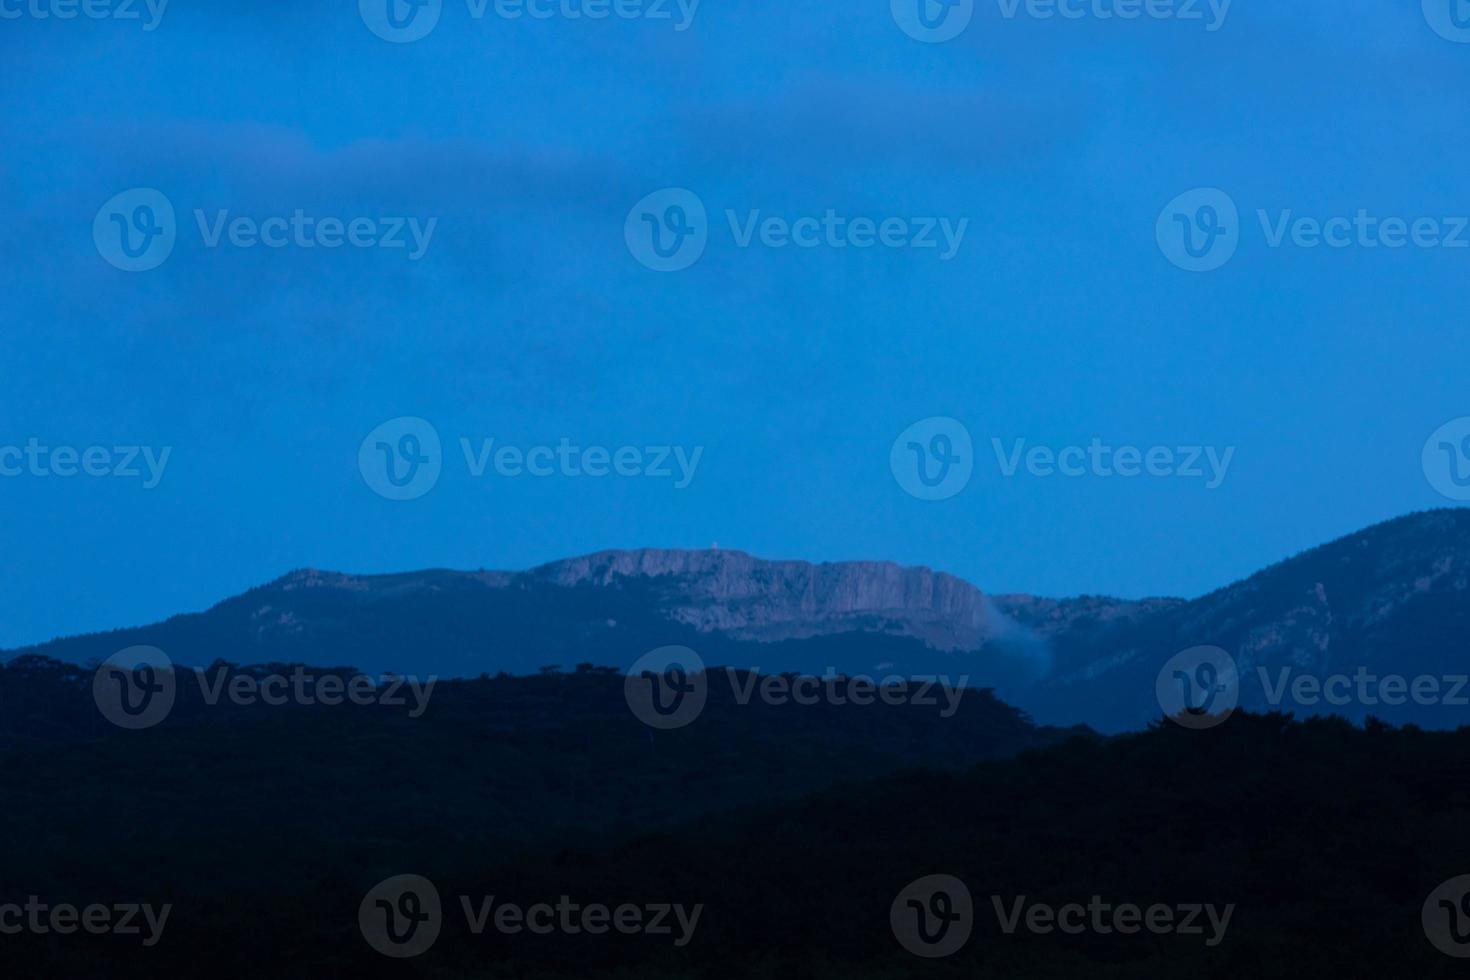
[8,510,1470,729]
[1031,509,1470,729]
[1,549,1102,683]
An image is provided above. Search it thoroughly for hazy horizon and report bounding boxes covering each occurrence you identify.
[6,506,1462,652]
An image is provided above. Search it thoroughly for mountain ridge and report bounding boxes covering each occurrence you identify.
[240,546,1181,652]
[8,509,1470,730]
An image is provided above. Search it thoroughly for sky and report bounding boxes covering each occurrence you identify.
[2,0,1469,649]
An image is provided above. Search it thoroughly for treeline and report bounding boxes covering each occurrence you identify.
[1,658,1464,976]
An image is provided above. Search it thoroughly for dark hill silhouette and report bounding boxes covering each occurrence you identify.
[2,678,1467,977]
[0,658,1073,889]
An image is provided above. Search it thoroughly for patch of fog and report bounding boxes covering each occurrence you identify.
[977,595,1053,686]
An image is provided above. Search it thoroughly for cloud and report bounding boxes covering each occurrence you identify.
[677,73,1091,181]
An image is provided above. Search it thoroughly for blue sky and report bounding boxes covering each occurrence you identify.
[2,0,1469,648]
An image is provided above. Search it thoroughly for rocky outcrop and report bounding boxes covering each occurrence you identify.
[529,548,995,650]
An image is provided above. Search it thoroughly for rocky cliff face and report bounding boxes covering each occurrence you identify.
[528,549,995,650]
[12,548,1013,680]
